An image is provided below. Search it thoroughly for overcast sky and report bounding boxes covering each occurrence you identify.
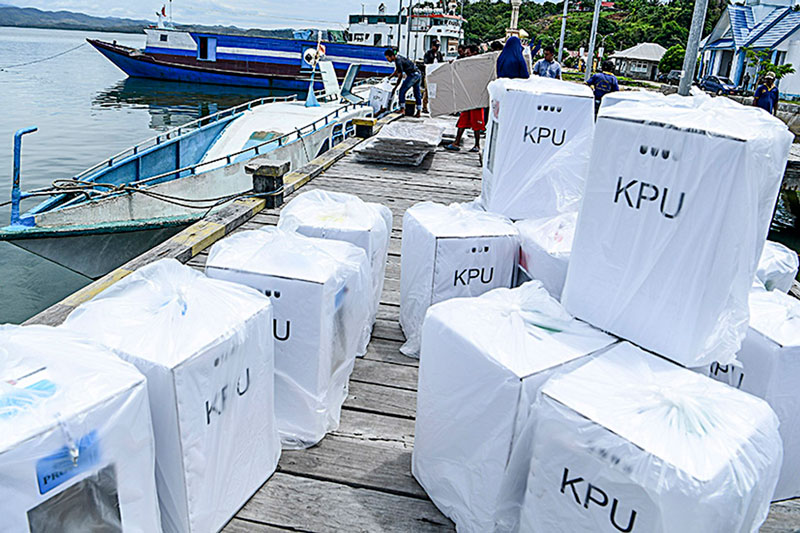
[5,0,421,29]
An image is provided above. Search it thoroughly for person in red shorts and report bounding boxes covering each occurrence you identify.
[445,45,486,152]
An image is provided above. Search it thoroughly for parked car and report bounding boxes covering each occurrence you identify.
[699,75,740,96]
[665,70,682,85]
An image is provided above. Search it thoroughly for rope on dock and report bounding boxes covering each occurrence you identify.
[0,42,87,70]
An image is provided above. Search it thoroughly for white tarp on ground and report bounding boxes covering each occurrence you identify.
[278,189,392,333]
[516,212,577,300]
[696,289,800,501]
[517,342,782,533]
[427,52,499,117]
[0,325,161,533]
[562,91,793,367]
[399,201,519,357]
[205,228,371,449]
[757,240,799,293]
[62,259,279,533]
[413,282,616,533]
[481,77,595,221]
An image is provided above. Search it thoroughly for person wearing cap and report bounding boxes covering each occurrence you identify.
[754,72,779,115]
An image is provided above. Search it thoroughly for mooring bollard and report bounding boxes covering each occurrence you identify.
[245,158,291,209]
[353,117,377,139]
[405,99,416,117]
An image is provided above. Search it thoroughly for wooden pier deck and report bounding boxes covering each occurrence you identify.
[28,114,800,532]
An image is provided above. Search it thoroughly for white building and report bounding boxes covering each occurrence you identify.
[610,42,667,80]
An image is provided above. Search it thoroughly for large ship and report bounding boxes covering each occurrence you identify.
[89,2,464,90]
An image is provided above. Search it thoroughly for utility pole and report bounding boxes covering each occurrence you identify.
[397,0,404,51]
[584,0,602,82]
[558,0,569,63]
[679,0,708,96]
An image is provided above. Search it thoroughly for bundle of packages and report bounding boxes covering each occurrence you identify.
[481,77,595,220]
[354,120,445,166]
[400,201,519,356]
[0,325,161,532]
[756,240,799,292]
[63,259,279,533]
[516,342,782,533]
[515,211,577,300]
[413,282,616,533]
[206,228,371,448]
[696,288,800,500]
[368,81,398,113]
[278,189,392,331]
[563,91,793,367]
[426,51,499,117]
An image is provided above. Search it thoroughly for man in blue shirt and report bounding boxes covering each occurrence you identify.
[753,72,779,115]
[587,61,620,114]
[385,48,422,117]
[533,45,562,79]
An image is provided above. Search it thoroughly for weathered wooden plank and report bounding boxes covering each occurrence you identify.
[352,357,418,391]
[333,408,415,449]
[223,518,293,532]
[762,500,800,532]
[372,318,406,343]
[363,337,417,367]
[345,380,417,419]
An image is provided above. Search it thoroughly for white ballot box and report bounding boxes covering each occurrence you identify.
[62,259,279,533]
[518,342,782,533]
[563,92,793,367]
[369,81,397,113]
[278,189,392,333]
[205,228,371,448]
[399,201,519,356]
[516,211,576,300]
[481,77,595,221]
[0,325,160,533]
[757,240,799,292]
[413,282,616,533]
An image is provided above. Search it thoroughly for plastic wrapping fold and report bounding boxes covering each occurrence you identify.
[399,201,519,357]
[516,212,577,300]
[0,325,161,533]
[62,259,279,533]
[278,189,392,334]
[563,91,793,367]
[413,281,615,533]
[517,342,782,533]
[427,52,499,117]
[757,240,799,293]
[205,228,371,449]
[481,77,595,220]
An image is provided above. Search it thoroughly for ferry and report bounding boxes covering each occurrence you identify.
[88,2,465,90]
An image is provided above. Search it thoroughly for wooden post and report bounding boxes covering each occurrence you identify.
[245,158,291,208]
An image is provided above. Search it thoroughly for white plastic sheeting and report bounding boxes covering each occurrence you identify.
[516,212,577,300]
[757,240,799,293]
[62,259,279,533]
[413,282,616,533]
[368,81,397,113]
[563,91,793,367]
[696,289,800,500]
[518,342,782,533]
[481,77,595,220]
[0,325,161,533]
[205,228,371,448]
[355,120,446,166]
[278,190,392,333]
[399,201,519,357]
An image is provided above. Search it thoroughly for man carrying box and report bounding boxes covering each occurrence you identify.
[385,48,422,118]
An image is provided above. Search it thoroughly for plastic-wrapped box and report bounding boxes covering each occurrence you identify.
[278,189,392,331]
[0,325,161,533]
[516,212,576,300]
[481,77,595,221]
[205,228,371,448]
[413,282,616,533]
[696,289,800,500]
[757,240,799,292]
[517,342,782,533]
[399,202,519,356]
[368,81,397,113]
[427,52,499,117]
[62,259,279,533]
[563,92,793,367]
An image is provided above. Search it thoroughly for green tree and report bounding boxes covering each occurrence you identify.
[658,44,685,73]
[743,47,795,80]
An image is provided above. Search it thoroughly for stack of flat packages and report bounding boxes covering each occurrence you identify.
[355,120,445,166]
[517,342,782,533]
[62,259,279,533]
[426,51,499,117]
[696,289,800,500]
[0,325,161,532]
[756,240,799,292]
[205,228,371,448]
[515,211,577,300]
[277,189,392,332]
[562,91,793,367]
[413,282,616,532]
[400,201,519,356]
[482,77,595,220]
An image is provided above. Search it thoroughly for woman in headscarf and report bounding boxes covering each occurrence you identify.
[496,36,530,79]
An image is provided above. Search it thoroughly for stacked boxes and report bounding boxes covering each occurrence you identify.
[563,92,793,367]
[757,240,799,292]
[426,52,499,117]
[515,211,577,300]
[482,77,595,220]
[399,201,519,356]
[0,325,161,532]
[278,189,392,332]
[413,282,616,532]
[62,259,279,533]
[205,227,371,448]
